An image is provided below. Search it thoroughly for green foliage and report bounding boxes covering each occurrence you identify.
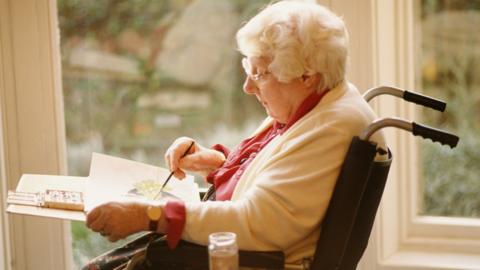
[420,1,480,217]
[234,0,272,21]
[71,221,143,267]
[58,0,268,267]
[57,0,173,39]
[421,0,480,18]
[421,132,480,217]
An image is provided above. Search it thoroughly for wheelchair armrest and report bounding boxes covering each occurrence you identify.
[239,250,285,269]
[199,187,209,200]
[146,238,285,269]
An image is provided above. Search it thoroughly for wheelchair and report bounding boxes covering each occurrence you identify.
[102,86,459,270]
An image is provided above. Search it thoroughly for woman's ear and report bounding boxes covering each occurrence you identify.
[302,73,322,89]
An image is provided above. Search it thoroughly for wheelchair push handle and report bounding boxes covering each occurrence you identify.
[412,122,459,148]
[363,86,446,112]
[360,117,459,148]
[404,91,446,112]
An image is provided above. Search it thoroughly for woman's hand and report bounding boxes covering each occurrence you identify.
[165,137,226,179]
[86,202,149,242]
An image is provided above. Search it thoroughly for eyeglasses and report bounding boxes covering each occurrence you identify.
[241,58,271,84]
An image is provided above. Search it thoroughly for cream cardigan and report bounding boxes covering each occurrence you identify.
[182,81,386,267]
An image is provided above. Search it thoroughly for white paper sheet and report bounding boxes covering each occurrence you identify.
[85,153,200,212]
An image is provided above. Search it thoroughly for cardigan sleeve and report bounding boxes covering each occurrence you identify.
[206,144,230,184]
[210,144,230,158]
[164,200,186,249]
[180,126,352,251]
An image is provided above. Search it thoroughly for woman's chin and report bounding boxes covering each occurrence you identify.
[264,109,273,117]
[265,111,279,121]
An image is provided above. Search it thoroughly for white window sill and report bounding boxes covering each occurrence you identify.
[381,250,480,270]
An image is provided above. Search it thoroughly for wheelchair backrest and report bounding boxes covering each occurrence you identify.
[311,137,392,270]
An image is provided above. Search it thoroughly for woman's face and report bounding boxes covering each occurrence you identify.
[242,57,316,124]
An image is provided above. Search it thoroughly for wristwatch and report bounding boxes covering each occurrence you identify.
[146,204,162,232]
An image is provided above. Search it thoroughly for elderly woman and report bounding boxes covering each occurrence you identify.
[85,0,385,269]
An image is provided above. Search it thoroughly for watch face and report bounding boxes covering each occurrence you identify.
[147,205,162,220]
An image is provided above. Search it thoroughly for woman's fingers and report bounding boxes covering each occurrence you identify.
[164,137,195,172]
[86,207,107,232]
[173,169,186,180]
[86,202,149,241]
[164,137,225,177]
[108,234,120,242]
[178,154,198,171]
[86,206,101,227]
[179,150,225,172]
[164,152,172,173]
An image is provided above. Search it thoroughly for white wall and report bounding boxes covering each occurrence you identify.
[0,0,72,269]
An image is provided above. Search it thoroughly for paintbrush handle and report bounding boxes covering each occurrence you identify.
[154,141,195,200]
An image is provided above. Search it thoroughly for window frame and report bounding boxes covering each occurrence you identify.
[317,0,480,269]
[364,0,480,269]
[0,0,72,269]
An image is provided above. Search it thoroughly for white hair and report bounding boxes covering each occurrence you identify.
[236,0,349,92]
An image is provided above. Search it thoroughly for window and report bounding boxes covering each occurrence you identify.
[364,1,480,269]
[56,0,270,267]
[2,0,478,269]
[417,0,480,218]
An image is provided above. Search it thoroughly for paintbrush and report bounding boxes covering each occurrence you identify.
[153,141,195,200]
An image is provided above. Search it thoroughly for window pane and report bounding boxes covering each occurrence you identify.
[57,0,269,267]
[417,0,480,217]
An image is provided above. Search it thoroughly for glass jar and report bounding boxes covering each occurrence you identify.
[208,232,239,270]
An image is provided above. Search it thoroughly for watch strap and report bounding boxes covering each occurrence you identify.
[149,219,158,232]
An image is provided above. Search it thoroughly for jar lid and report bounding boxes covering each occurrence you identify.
[209,232,237,246]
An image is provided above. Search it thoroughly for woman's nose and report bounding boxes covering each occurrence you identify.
[243,77,257,94]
